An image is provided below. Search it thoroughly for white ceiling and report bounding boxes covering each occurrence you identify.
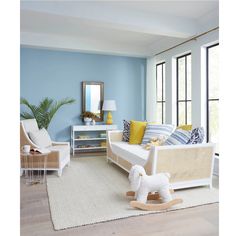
[20,0,219,58]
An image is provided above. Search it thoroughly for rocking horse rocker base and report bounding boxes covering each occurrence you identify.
[127,191,183,211]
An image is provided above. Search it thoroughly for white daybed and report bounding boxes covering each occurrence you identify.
[107,130,215,190]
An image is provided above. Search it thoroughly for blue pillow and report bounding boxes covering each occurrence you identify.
[164,129,191,145]
[187,127,205,144]
[142,124,175,144]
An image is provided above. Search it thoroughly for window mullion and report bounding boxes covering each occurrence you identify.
[156,62,165,124]
[176,58,179,125]
[161,63,164,124]
[206,43,219,155]
[185,56,188,124]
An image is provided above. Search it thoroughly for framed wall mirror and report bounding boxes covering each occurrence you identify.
[82,81,104,121]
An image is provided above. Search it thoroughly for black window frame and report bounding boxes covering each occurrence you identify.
[156,62,165,124]
[176,53,192,126]
[206,43,219,156]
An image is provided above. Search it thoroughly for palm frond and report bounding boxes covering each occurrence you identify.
[20,97,75,129]
[20,111,34,120]
[20,98,39,119]
[47,98,76,129]
[39,98,54,112]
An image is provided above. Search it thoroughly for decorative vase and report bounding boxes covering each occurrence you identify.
[84,117,92,126]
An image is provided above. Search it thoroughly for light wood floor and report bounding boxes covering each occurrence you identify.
[21,163,219,236]
[21,182,219,236]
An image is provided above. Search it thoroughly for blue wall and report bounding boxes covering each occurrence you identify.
[20,48,146,141]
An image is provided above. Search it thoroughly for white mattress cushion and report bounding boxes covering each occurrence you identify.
[110,141,149,166]
[48,145,70,161]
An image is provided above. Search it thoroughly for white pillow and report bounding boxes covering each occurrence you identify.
[22,119,39,133]
[29,128,52,148]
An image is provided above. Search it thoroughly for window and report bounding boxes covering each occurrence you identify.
[206,44,219,154]
[156,62,165,124]
[176,53,192,125]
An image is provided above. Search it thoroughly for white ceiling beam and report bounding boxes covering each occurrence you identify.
[21,1,198,38]
[21,32,149,58]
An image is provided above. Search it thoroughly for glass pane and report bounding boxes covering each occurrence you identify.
[157,102,163,124]
[163,102,165,124]
[209,101,219,152]
[208,45,219,99]
[156,65,162,101]
[178,102,186,125]
[187,101,192,124]
[178,57,185,100]
[187,55,192,100]
[85,85,101,117]
[163,64,166,101]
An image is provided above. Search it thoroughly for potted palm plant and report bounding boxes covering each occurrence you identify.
[20,97,75,129]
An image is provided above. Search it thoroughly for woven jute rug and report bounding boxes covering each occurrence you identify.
[47,156,219,230]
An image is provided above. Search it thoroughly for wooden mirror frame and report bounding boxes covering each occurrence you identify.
[82,81,104,122]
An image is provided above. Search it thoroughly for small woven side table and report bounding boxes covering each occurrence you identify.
[21,151,50,185]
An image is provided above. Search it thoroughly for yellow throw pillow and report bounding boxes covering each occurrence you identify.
[129,120,147,144]
[177,124,192,131]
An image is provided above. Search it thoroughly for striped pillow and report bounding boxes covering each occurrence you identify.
[141,124,175,145]
[164,129,191,145]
